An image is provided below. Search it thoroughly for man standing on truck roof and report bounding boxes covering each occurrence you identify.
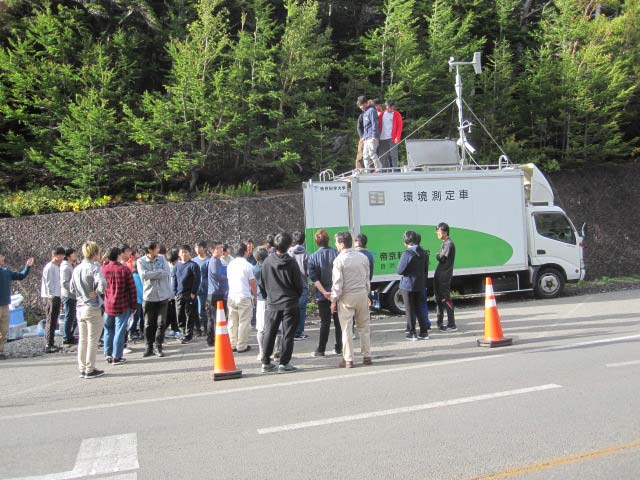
[378,99,403,171]
[434,223,457,332]
[360,97,381,171]
[355,96,366,169]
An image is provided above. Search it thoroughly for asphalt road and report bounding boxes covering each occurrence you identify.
[1,289,639,480]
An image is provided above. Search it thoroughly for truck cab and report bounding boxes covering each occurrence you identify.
[527,206,585,298]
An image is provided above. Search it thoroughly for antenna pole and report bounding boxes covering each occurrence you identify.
[455,64,466,165]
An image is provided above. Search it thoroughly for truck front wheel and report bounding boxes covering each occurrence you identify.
[534,268,565,299]
[385,283,406,315]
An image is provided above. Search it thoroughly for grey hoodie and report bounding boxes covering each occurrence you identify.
[287,244,309,286]
[137,255,172,302]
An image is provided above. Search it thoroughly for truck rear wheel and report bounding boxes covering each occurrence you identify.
[385,283,406,315]
[534,268,564,299]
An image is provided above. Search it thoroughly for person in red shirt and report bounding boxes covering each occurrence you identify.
[101,246,137,365]
[378,99,403,170]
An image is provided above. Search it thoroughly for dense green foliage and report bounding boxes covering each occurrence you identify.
[1,0,638,202]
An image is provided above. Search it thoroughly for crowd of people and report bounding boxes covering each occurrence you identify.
[0,224,457,378]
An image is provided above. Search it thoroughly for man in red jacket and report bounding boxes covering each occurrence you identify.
[378,99,403,170]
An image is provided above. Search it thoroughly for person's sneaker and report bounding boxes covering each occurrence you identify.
[278,364,298,373]
[404,328,410,333]
[438,324,448,332]
[256,353,263,361]
[84,369,105,379]
[78,370,85,378]
[154,347,165,358]
[446,324,458,331]
[312,351,325,357]
[363,357,373,366]
[123,348,133,354]
[332,349,342,356]
[44,345,60,354]
[406,333,418,341]
[181,337,193,345]
[196,329,203,337]
[112,357,127,366]
[143,348,153,357]
[261,363,277,374]
[338,360,354,368]
[294,334,309,341]
[237,345,251,353]
[105,356,113,364]
[418,333,430,340]
[232,346,238,352]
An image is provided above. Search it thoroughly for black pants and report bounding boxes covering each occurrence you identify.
[262,306,299,366]
[401,289,428,335]
[166,299,179,332]
[143,300,168,347]
[434,276,455,327]
[316,300,342,354]
[44,296,61,347]
[176,294,197,340]
[207,294,227,345]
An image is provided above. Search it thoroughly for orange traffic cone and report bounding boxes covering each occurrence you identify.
[213,300,242,381]
[477,277,512,348]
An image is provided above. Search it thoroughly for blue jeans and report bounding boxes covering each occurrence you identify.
[296,287,309,336]
[197,293,208,333]
[61,297,77,343]
[103,310,130,359]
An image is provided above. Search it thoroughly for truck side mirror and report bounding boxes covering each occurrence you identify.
[581,223,588,241]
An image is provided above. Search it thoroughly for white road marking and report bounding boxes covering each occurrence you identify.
[0,354,504,421]
[94,475,137,480]
[4,433,138,480]
[530,334,640,353]
[257,384,563,434]
[606,360,640,368]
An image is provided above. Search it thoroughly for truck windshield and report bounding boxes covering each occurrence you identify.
[534,213,576,245]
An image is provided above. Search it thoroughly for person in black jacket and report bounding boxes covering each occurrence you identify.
[397,230,429,341]
[259,232,304,373]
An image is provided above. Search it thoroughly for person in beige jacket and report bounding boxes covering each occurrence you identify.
[330,231,372,368]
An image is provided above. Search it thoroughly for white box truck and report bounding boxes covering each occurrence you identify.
[303,162,585,313]
[303,53,585,313]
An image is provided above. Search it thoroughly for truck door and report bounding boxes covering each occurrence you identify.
[303,180,350,254]
[532,211,582,283]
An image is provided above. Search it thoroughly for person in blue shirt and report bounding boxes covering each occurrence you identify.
[397,230,429,341]
[192,240,210,337]
[207,241,228,347]
[354,233,374,281]
[130,258,145,341]
[0,253,34,359]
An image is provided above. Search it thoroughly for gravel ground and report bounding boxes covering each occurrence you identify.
[3,280,639,360]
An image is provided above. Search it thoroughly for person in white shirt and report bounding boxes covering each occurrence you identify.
[41,247,65,353]
[331,232,372,368]
[226,243,257,353]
